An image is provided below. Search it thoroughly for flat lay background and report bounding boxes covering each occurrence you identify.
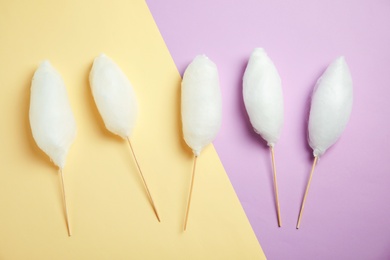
[0,0,265,259]
[147,0,390,259]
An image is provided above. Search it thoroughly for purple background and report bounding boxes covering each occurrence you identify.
[146,1,390,259]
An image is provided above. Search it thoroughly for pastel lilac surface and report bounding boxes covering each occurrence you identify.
[147,0,390,259]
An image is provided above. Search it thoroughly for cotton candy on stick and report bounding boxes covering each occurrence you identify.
[181,55,222,231]
[29,61,76,236]
[297,57,353,229]
[89,54,160,222]
[243,48,284,227]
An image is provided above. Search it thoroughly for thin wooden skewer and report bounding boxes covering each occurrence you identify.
[270,146,282,227]
[296,156,318,229]
[59,169,71,237]
[126,137,161,222]
[184,155,198,231]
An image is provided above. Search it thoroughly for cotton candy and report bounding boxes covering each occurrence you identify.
[308,56,353,157]
[89,54,138,139]
[29,61,77,169]
[89,54,161,222]
[243,48,284,227]
[181,55,222,156]
[243,48,284,146]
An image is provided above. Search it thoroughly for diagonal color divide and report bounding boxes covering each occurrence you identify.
[0,0,265,259]
[146,0,390,259]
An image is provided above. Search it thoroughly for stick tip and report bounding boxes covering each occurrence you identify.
[153,207,161,222]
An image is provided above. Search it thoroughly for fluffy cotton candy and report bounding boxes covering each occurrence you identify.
[89,54,138,138]
[243,48,284,146]
[181,55,222,156]
[29,61,77,169]
[308,56,353,157]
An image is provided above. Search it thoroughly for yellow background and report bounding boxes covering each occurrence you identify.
[0,0,265,259]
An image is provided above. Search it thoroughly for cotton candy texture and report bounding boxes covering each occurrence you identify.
[89,54,138,139]
[181,55,222,156]
[308,56,353,157]
[29,61,77,169]
[243,48,284,146]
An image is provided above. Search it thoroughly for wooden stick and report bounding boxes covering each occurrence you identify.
[296,156,318,229]
[59,169,71,237]
[270,146,282,227]
[184,155,198,231]
[126,137,161,222]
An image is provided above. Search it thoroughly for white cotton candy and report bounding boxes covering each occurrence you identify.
[243,48,284,146]
[308,56,353,157]
[29,61,77,169]
[89,54,138,139]
[181,55,222,156]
